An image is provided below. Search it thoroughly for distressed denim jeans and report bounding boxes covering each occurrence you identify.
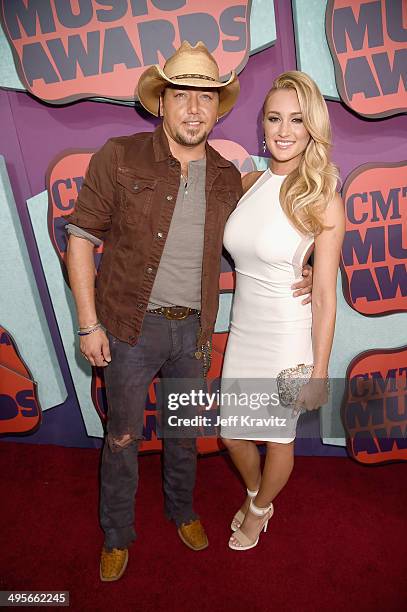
[99,312,204,550]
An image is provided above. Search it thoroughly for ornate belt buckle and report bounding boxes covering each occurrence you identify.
[175,307,189,320]
[164,307,189,320]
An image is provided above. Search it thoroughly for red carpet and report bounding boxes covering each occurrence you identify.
[0,442,405,611]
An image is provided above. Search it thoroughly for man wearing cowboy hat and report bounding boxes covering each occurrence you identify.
[65,41,311,581]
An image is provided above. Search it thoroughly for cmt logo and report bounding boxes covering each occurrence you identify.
[0,327,41,435]
[342,346,407,464]
[326,0,407,118]
[341,161,407,316]
[46,150,102,279]
[0,0,251,105]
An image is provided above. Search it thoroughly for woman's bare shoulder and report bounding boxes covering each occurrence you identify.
[242,171,263,194]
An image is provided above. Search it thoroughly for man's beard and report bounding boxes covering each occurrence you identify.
[174,126,208,147]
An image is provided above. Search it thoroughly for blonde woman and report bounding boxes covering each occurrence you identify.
[220,71,345,550]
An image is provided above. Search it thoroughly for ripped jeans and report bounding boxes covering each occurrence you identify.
[100,312,204,550]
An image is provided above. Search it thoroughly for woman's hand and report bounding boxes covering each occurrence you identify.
[293,377,329,415]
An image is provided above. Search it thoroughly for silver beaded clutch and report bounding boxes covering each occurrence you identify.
[276,363,314,407]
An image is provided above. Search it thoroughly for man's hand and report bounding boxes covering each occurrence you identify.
[80,329,111,367]
[292,264,313,305]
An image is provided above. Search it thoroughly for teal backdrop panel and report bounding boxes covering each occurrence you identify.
[250,0,276,54]
[215,293,233,333]
[251,155,269,170]
[27,191,103,438]
[0,25,23,89]
[292,0,339,100]
[0,156,66,410]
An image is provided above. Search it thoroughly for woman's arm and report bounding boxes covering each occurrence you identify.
[295,192,345,412]
[311,192,345,379]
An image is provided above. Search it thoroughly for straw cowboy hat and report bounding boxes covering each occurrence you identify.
[137,41,240,118]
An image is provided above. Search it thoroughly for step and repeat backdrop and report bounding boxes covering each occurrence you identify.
[0,0,406,464]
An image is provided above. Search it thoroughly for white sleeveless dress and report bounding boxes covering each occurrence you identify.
[220,169,314,443]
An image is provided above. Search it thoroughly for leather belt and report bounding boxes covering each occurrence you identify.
[146,306,200,320]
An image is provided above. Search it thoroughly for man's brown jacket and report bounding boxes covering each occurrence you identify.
[66,124,243,348]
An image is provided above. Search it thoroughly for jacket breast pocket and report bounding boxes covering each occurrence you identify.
[117,170,157,224]
[213,188,239,213]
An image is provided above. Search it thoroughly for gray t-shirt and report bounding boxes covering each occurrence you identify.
[67,158,206,310]
[148,158,206,309]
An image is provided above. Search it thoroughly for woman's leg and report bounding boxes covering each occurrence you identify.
[255,440,294,507]
[230,440,294,545]
[222,438,262,491]
[222,438,262,518]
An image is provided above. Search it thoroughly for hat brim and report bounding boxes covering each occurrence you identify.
[137,65,240,118]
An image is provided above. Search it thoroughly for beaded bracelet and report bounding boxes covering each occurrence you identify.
[77,323,102,336]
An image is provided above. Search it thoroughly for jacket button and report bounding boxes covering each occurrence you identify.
[166,195,173,201]
[133,184,139,190]
[157,232,163,239]
[146,266,153,274]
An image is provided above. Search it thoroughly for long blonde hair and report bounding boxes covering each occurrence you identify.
[263,71,339,235]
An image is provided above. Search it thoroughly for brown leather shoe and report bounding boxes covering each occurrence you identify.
[177,519,209,551]
[100,547,128,582]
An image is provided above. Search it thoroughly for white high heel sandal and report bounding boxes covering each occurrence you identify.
[228,499,274,551]
[230,487,259,532]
